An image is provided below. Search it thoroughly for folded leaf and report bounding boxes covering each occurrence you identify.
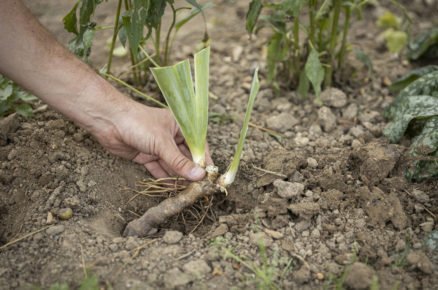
[151,47,210,166]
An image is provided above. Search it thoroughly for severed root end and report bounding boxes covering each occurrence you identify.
[123,180,219,237]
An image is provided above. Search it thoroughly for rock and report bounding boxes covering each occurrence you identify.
[57,208,73,220]
[406,251,433,274]
[125,237,139,251]
[249,232,273,247]
[46,225,65,236]
[263,228,284,239]
[320,88,347,108]
[343,103,358,120]
[210,224,229,238]
[395,239,406,252]
[183,259,211,278]
[163,268,193,288]
[163,230,183,244]
[411,189,430,203]
[358,110,380,124]
[307,157,318,168]
[109,244,118,252]
[266,112,299,132]
[0,113,19,146]
[63,196,80,209]
[293,265,311,284]
[420,220,434,233]
[352,141,401,186]
[295,220,311,232]
[232,46,243,62]
[273,179,304,199]
[349,125,365,138]
[256,150,301,187]
[288,202,320,219]
[318,107,337,132]
[294,135,309,146]
[344,262,375,289]
[46,212,55,224]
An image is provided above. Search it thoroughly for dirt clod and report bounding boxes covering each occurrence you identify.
[163,230,183,244]
[344,262,376,290]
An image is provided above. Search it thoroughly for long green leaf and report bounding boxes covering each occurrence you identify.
[246,0,263,34]
[220,68,260,186]
[305,47,324,98]
[150,47,210,166]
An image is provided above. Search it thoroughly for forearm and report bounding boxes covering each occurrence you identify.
[0,0,133,135]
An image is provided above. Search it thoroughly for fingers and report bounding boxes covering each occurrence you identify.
[159,139,205,181]
[144,161,169,179]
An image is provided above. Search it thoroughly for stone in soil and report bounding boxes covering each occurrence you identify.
[183,259,211,278]
[266,112,299,132]
[288,202,320,219]
[249,232,273,247]
[318,106,337,132]
[163,230,183,244]
[406,251,433,274]
[46,225,65,236]
[209,224,229,238]
[344,262,375,290]
[273,179,304,199]
[320,88,348,108]
[163,268,193,288]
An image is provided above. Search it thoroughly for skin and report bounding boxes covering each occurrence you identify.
[0,0,212,181]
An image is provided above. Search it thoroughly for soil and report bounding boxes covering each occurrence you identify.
[1,0,437,289]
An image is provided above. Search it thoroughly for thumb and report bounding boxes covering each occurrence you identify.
[160,140,206,181]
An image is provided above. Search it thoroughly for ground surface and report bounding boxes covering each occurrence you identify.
[0,0,437,289]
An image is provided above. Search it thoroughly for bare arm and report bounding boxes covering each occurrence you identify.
[0,0,210,180]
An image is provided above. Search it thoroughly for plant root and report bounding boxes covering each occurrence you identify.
[123,180,219,237]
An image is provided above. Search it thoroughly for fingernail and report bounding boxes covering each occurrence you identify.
[189,166,205,180]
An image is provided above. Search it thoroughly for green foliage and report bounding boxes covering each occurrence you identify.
[376,10,400,29]
[384,71,438,181]
[389,65,438,95]
[305,47,325,99]
[0,75,36,118]
[64,0,210,83]
[408,28,438,60]
[245,0,367,98]
[151,47,210,166]
[376,9,411,54]
[383,29,408,54]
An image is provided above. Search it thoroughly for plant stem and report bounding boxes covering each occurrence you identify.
[154,21,162,65]
[123,0,139,84]
[106,0,123,74]
[324,0,341,88]
[104,73,167,108]
[338,5,351,69]
[164,3,176,66]
[292,14,300,79]
[308,0,317,47]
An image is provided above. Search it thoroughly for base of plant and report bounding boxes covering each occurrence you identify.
[123,171,222,237]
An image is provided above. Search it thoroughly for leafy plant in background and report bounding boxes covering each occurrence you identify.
[123,47,261,237]
[0,75,37,118]
[246,0,372,100]
[384,70,438,181]
[63,0,210,84]
[376,10,409,54]
[408,27,438,61]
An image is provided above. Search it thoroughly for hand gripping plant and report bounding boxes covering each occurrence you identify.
[123,47,260,237]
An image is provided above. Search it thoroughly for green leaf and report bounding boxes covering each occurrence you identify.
[383,95,438,143]
[0,84,13,99]
[408,28,438,60]
[386,71,438,119]
[220,68,260,187]
[384,29,408,54]
[266,32,286,82]
[246,0,263,34]
[63,2,79,35]
[354,49,373,76]
[305,47,325,98]
[389,65,438,95]
[14,103,33,118]
[376,10,400,29]
[151,47,210,166]
[316,0,333,20]
[405,117,438,181]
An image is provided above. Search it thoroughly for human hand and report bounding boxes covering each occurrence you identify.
[92,100,212,181]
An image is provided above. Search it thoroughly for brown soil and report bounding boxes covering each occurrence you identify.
[0,1,436,289]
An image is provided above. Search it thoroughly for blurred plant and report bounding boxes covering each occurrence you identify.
[63,0,210,84]
[384,70,438,182]
[376,10,409,54]
[0,75,37,117]
[408,27,438,61]
[246,0,373,100]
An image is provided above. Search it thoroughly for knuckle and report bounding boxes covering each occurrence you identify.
[171,155,189,172]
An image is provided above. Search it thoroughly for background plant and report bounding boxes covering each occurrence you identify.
[0,75,37,118]
[246,0,410,100]
[64,0,210,85]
